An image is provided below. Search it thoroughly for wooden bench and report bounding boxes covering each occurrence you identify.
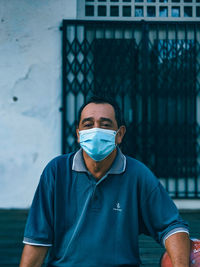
[0,209,199,267]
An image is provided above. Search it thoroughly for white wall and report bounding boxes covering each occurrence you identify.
[0,0,76,208]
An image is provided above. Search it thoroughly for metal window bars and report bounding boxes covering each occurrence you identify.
[61,20,200,198]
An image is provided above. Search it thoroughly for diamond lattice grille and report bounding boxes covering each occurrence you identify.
[62,21,200,198]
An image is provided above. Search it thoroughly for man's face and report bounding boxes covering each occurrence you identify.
[76,103,126,145]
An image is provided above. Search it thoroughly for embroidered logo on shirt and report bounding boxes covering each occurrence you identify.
[113,203,122,212]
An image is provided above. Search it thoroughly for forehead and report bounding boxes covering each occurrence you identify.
[80,103,116,121]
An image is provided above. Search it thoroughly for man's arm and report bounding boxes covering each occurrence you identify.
[19,244,48,267]
[165,232,190,267]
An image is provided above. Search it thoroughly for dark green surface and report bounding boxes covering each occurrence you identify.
[0,209,199,267]
[0,209,27,267]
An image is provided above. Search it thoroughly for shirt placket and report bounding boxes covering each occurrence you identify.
[88,174,104,211]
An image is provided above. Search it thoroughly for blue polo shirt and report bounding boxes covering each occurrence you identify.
[23,148,189,267]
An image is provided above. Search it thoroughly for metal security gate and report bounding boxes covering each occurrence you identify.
[61,20,200,198]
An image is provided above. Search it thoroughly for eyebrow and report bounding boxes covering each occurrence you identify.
[81,117,113,125]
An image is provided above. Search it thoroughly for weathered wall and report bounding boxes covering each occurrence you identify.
[0,0,76,208]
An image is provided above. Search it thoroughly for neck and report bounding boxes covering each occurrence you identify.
[83,149,117,180]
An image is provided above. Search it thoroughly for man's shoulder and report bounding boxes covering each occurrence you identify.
[43,152,76,172]
[125,155,151,173]
[124,154,158,185]
[38,152,76,187]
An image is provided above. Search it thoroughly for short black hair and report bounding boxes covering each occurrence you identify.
[77,95,124,128]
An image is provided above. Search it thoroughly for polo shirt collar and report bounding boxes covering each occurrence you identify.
[72,147,126,175]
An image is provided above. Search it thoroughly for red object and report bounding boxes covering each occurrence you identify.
[160,239,200,267]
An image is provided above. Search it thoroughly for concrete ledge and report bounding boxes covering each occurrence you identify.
[174,199,200,210]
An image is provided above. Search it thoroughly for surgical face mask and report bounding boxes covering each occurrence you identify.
[79,128,117,161]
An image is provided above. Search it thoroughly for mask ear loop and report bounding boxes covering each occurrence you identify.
[115,129,120,147]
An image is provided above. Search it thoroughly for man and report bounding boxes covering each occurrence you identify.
[20,96,190,267]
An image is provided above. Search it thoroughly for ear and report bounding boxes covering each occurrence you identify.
[116,125,126,145]
[76,128,80,143]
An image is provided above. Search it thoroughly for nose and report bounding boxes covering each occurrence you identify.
[93,121,101,128]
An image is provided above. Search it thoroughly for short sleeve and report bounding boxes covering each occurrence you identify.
[139,182,189,246]
[23,163,55,246]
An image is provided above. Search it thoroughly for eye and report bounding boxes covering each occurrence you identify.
[83,123,93,128]
[101,123,112,128]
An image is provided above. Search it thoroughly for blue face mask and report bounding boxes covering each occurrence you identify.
[79,128,117,161]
